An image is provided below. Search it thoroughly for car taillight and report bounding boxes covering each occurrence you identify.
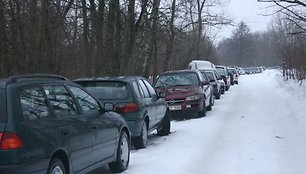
[0,132,24,150]
[115,103,139,113]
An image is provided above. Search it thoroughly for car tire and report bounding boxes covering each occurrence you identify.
[109,131,130,173]
[47,158,66,174]
[157,111,171,136]
[207,95,213,111]
[221,87,225,94]
[134,122,148,149]
[198,100,207,117]
[216,90,221,99]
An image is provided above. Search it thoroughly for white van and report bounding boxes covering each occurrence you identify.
[188,60,216,70]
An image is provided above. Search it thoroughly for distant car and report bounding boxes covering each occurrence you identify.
[202,70,222,99]
[216,65,231,91]
[214,70,226,95]
[75,76,170,149]
[154,69,214,119]
[188,60,216,70]
[0,74,130,174]
[228,67,239,84]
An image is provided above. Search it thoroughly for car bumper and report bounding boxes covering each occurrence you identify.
[0,158,49,174]
[168,100,203,119]
[126,119,144,138]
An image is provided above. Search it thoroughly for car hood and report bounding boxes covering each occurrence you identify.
[156,85,201,99]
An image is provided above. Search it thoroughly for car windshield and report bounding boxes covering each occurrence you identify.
[78,81,129,100]
[204,72,215,81]
[229,69,237,74]
[155,72,199,88]
[216,68,227,76]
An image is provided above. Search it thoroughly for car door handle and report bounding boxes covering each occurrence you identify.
[62,132,69,136]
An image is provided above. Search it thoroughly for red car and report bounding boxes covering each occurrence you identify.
[154,70,214,120]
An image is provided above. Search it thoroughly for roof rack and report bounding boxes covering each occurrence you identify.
[7,74,69,84]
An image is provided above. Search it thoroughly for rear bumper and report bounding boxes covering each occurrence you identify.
[0,158,49,174]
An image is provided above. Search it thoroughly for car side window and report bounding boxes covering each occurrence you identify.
[138,80,150,98]
[143,80,157,97]
[20,87,50,120]
[132,81,141,98]
[43,85,78,117]
[68,86,100,114]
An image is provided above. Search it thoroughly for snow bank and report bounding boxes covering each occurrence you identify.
[262,69,306,127]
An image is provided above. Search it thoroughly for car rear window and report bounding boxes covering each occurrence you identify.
[0,88,6,123]
[216,68,227,76]
[79,81,129,100]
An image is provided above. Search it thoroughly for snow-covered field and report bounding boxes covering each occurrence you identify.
[92,69,306,174]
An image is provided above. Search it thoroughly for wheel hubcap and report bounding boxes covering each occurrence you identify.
[51,166,63,174]
[120,137,129,166]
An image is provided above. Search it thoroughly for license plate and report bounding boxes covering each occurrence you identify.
[169,105,182,111]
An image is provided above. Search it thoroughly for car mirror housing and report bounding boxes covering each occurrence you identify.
[209,79,216,83]
[202,81,209,86]
[157,91,166,98]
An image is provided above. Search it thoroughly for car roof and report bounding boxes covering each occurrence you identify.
[159,69,201,75]
[74,76,145,83]
[0,74,70,87]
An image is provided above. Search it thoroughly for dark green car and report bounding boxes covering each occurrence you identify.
[74,76,171,149]
[0,74,131,174]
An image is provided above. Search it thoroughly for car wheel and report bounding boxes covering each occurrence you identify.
[134,122,148,149]
[47,158,66,174]
[109,131,130,173]
[216,90,221,99]
[198,100,207,117]
[221,87,225,94]
[157,110,171,136]
[207,95,213,111]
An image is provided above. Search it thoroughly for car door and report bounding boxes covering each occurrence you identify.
[199,72,212,106]
[142,80,167,126]
[137,80,156,129]
[67,85,118,164]
[42,85,93,173]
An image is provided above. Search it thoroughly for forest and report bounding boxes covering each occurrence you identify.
[0,0,305,80]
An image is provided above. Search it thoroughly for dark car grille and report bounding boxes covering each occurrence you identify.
[166,99,185,105]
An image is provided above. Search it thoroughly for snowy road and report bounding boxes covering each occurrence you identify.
[93,70,306,174]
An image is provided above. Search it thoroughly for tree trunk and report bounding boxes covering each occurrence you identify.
[163,0,176,72]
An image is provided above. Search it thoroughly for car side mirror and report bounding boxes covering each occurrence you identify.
[209,79,216,83]
[202,81,209,86]
[104,102,114,111]
[157,91,166,98]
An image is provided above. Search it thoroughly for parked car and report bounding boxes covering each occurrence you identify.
[228,67,239,85]
[0,74,130,174]
[216,65,231,91]
[188,60,216,70]
[202,70,222,99]
[75,76,170,149]
[154,69,214,119]
[213,71,226,95]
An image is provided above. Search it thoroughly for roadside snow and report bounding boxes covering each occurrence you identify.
[92,70,306,174]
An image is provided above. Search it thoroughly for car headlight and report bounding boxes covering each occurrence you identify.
[186,95,201,101]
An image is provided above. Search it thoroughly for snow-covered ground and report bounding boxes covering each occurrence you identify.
[92,70,306,174]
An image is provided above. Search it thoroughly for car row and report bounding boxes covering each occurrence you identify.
[0,61,241,174]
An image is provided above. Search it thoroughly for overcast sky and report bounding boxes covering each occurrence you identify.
[215,0,276,42]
